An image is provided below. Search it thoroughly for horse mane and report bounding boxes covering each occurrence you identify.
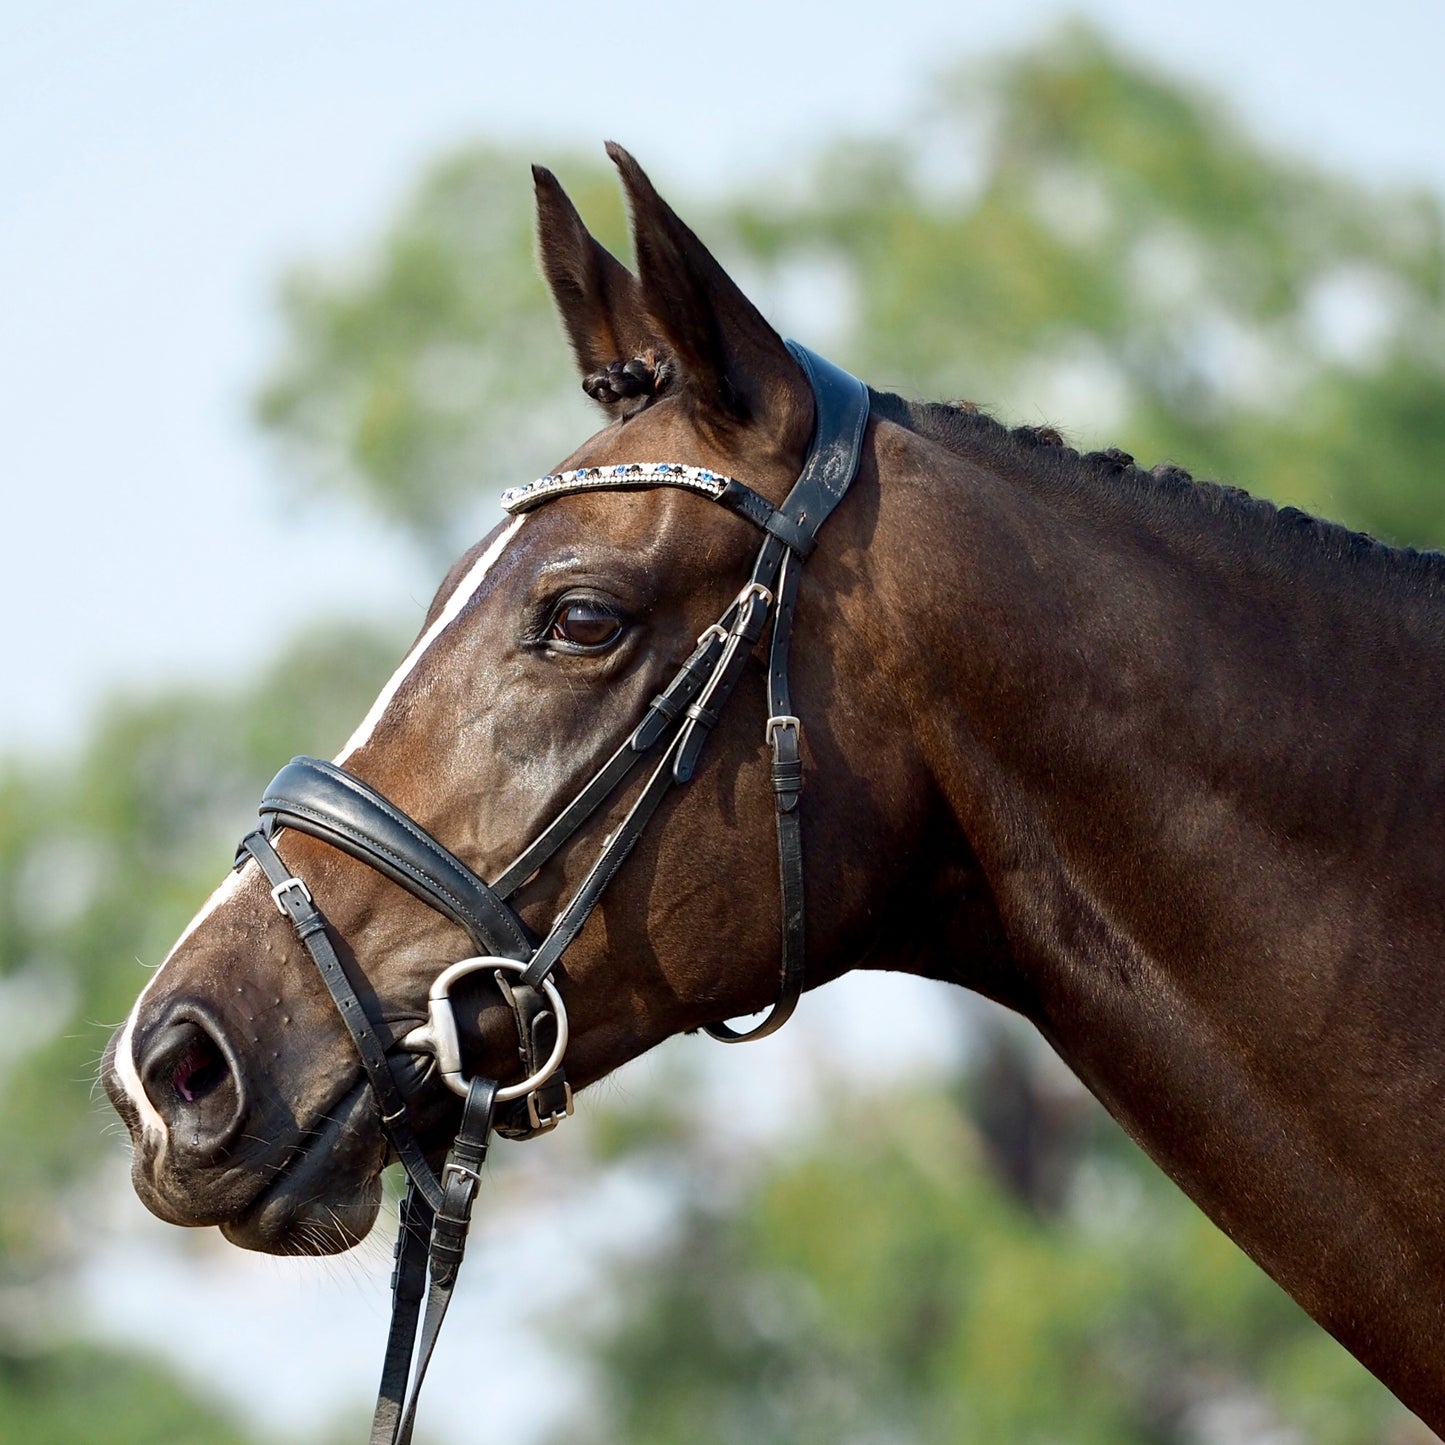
[868,388,1445,598]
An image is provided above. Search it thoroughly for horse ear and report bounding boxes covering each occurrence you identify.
[533,165,660,408]
[606,143,811,448]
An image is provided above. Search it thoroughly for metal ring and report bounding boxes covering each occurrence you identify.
[412,956,570,1102]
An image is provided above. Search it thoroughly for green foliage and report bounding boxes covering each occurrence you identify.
[552,1091,1409,1445]
[728,25,1445,551]
[11,18,1445,1443]
[255,33,1445,560]
[0,1342,253,1445]
[255,31,1445,559]
[0,622,406,1439]
[0,622,402,1350]
[255,146,615,559]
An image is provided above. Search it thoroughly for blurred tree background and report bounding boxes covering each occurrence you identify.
[4,23,1444,1443]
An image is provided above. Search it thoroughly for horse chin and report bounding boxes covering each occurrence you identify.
[220,1082,386,1256]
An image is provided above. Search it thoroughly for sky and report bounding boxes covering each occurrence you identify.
[4,0,1445,757]
[6,1,1445,1438]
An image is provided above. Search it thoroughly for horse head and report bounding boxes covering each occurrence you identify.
[102,147,957,1257]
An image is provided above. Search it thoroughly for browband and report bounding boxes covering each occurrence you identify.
[499,344,870,560]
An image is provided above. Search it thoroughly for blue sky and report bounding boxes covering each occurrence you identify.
[8,3,1445,1436]
[4,0,1445,754]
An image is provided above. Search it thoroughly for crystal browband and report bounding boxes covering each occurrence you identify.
[501,463,739,514]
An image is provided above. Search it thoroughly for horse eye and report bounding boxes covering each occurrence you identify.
[549,599,623,650]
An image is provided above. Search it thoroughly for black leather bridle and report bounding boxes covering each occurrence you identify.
[233,343,870,1443]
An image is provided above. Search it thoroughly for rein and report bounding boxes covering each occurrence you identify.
[233,343,870,1443]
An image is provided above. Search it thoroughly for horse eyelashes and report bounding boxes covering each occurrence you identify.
[548,598,624,650]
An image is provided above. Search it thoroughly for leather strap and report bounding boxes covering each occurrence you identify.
[519,730,688,988]
[259,757,533,962]
[488,626,726,898]
[705,546,807,1042]
[698,344,868,1039]
[491,974,571,1138]
[673,581,775,783]
[371,1076,497,1445]
[233,343,871,1445]
[509,343,869,1026]
[236,828,503,1444]
[235,830,444,1211]
[777,342,871,544]
[369,1183,433,1444]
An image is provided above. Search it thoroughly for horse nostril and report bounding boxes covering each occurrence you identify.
[139,1013,246,1152]
[173,1032,227,1103]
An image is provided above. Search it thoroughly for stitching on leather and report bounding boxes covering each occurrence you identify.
[317,767,517,922]
[277,799,476,915]
[267,796,528,952]
[722,484,773,529]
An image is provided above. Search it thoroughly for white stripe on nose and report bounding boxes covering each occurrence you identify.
[118,513,528,1151]
[335,515,527,763]
[115,865,248,1153]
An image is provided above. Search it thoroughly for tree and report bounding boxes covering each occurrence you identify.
[16,18,1445,1442]
[254,147,617,561]
[548,1047,1418,1445]
[0,623,405,1443]
[726,22,1445,548]
[256,27,1445,559]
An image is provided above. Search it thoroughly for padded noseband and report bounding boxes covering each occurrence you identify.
[258,757,533,961]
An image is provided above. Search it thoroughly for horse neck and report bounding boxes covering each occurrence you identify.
[859,412,1445,1400]
[877,417,1445,993]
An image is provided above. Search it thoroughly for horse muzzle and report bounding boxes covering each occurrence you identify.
[102,1004,388,1253]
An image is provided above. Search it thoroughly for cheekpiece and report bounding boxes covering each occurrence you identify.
[501,462,740,514]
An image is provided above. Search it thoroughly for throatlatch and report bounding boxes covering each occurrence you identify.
[234,342,870,1444]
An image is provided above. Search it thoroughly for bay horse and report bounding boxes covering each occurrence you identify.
[103,145,1445,1431]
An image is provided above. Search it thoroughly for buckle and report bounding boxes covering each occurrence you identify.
[736,580,773,609]
[696,622,728,648]
[766,715,801,745]
[526,1080,575,1134]
[269,876,312,914]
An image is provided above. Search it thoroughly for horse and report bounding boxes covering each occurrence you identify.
[103,144,1445,1432]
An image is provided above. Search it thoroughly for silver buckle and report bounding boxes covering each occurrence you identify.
[766,715,801,745]
[526,1080,575,1134]
[269,876,312,914]
[736,580,773,609]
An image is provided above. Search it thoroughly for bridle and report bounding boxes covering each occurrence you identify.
[237,344,868,1440]
[233,343,870,1443]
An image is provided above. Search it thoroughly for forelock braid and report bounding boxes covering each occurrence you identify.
[582,354,668,406]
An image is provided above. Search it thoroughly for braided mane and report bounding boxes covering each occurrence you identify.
[869,388,1445,595]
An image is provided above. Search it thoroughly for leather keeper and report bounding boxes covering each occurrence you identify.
[771,759,804,794]
[763,511,817,557]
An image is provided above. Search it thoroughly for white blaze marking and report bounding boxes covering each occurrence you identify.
[335,515,527,763]
[115,866,248,1151]
[117,513,529,1146]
